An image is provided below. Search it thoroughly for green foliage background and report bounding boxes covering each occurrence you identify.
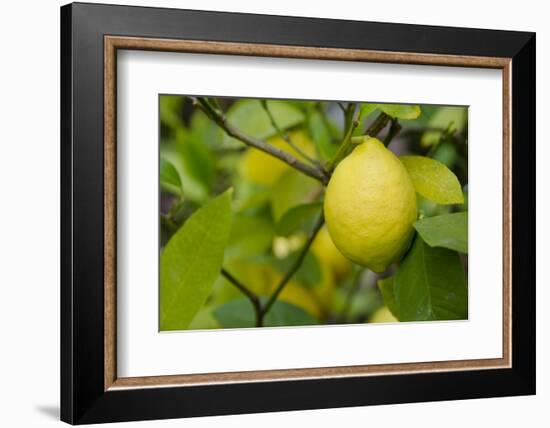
[159,96,468,331]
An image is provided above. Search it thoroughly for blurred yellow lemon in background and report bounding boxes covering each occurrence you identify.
[324,137,417,273]
[238,131,316,186]
[312,226,352,281]
[369,306,398,323]
[272,260,335,320]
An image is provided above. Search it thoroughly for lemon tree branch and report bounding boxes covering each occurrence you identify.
[343,102,357,131]
[350,112,392,145]
[367,112,392,138]
[191,97,329,185]
[260,212,325,320]
[221,268,263,327]
[326,105,361,171]
[383,118,402,147]
[260,100,319,166]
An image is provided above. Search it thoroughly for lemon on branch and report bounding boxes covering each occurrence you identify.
[324,137,417,273]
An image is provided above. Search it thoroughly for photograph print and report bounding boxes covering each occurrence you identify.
[159,95,468,331]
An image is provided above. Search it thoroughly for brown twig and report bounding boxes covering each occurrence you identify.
[383,118,402,147]
[191,97,329,185]
[261,212,325,318]
[326,105,361,171]
[260,100,319,166]
[221,268,263,327]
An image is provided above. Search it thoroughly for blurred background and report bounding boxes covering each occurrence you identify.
[159,96,468,329]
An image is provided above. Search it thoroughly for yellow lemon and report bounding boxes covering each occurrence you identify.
[312,226,352,281]
[324,137,417,273]
[238,131,316,186]
[369,306,398,323]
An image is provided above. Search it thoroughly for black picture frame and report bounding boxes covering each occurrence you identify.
[61,2,535,424]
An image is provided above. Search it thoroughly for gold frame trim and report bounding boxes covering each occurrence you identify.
[104,36,512,391]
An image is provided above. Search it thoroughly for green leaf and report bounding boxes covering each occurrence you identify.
[427,105,467,133]
[188,306,221,330]
[213,298,316,328]
[420,129,444,148]
[414,212,468,253]
[432,141,458,167]
[223,99,304,146]
[308,110,337,160]
[360,103,379,120]
[225,214,274,261]
[359,103,421,129]
[176,129,215,191]
[189,109,223,149]
[160,158,183,196]
[394,235,468,321]
[160,142,208,203]
[160,95,184,131]
[270,169,321,221]
[160,190,233,331]
[272,251,322,287]
[378,103,421,120]
[377,276,399,318]
[400,155,464,204]
[276,202,322,237]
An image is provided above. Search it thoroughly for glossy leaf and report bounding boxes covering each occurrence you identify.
[160,158,183,196]
[276,202,322,237]
[378,103,421,120]
[400,155,464,204]
[414,212,468,253]
[213,298,316,328]
[160,190,233,331]
[360,103,379,121]
[394,235,468,321]
[308,110,337,160]
[223,99,304,146]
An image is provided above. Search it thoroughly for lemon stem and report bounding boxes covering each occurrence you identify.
[326,106,361,171]
[367,112,392,138]
[383,118,402,147]
[349,113,393,145]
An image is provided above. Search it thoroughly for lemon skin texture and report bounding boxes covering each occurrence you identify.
[238,131,316,186]
[324,137,417,273]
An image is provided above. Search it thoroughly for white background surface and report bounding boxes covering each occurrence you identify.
[118,51,503,377]
[0,0,546,427]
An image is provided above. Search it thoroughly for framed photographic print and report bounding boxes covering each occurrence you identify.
[60,2,536,424]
